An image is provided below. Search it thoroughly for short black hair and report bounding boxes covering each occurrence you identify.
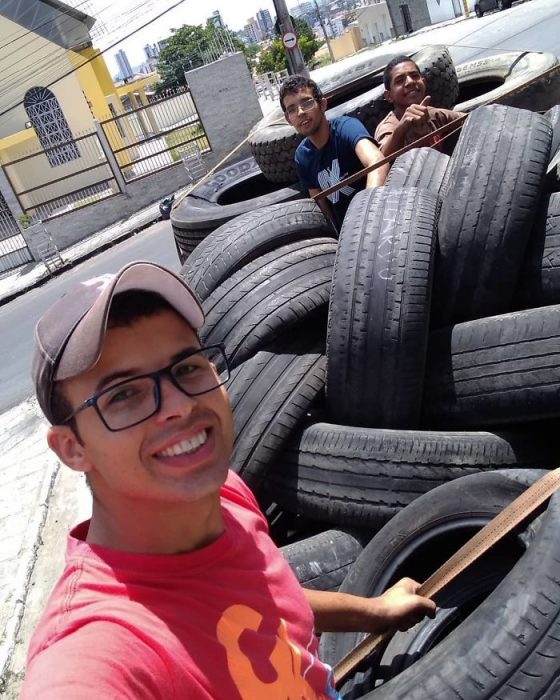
[383,55,422,90]
[279,74,323,112]
[50,290,183,426]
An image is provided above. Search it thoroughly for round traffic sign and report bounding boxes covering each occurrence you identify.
[282,31,298,50]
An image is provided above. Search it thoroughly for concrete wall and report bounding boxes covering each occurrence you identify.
[32,162,193,250]
[355,3,395,46]
[185,53,262,162]
[328,27,364,61]
[386,0,431,35]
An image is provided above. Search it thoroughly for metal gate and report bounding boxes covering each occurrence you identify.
[0,189,31,273]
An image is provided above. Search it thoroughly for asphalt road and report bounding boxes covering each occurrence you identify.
[0,220,180,413]
[397,0,560,64]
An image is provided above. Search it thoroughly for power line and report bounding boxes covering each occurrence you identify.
[0,0,176,112]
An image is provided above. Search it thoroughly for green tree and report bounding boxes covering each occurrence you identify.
[155,24,246,92]
[256,17,320,74]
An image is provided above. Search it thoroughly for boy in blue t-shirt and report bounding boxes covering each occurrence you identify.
[280,75,389,230]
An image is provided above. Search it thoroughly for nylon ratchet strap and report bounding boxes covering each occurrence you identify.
[333,467,560,689]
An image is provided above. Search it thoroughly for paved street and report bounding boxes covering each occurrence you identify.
[396,0,560,63]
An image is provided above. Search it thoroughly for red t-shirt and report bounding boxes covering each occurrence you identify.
[22,472,339,699]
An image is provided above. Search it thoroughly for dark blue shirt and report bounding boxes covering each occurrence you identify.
[295,116,374,228]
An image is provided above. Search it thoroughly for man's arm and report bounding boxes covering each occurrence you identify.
[303,577,436,634]
[355,138,390,188]
[379,96,433,156]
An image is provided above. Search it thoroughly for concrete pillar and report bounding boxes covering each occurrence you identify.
[94,121,129,197]
[0,167,25,223]
[185,53,263,163]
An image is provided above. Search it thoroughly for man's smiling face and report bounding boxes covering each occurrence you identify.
[56,309,234,509]
[385,61,427,111]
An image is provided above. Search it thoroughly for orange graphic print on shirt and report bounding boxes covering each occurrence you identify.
[216,604,333,699]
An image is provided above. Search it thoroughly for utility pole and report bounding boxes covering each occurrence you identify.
[272,0,309,77]
[314,0,335,64]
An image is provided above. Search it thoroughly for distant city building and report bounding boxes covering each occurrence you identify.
[244,17,262,44]
[256,8,274,38]
[157,38,170,53]
[114,49,133,80]
[143,43,160,60]
[207,10,226,29]
[292,1,316,24]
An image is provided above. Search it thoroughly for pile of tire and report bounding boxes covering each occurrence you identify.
[180,102,560,697]
[171,46,559,265]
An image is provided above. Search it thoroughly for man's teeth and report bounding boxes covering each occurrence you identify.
[158,430,207,457]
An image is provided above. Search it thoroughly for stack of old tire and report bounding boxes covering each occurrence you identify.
[170,44,461,262]
[179,100,560,698]
[170,45,559,265]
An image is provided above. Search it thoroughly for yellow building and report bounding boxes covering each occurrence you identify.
[0,0,136,210]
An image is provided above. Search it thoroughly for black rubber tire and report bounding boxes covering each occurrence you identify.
[384,148,449,194]
[544,104,560,160]
[423,305,560,428]
[281,529,367,592]
[516,193,560,308]
[264,421,559,530]
[326,187,439,429]
[229,334,326,496]
[200,239,336,368]
[170,156,303,262]
[321,469,560,700]
[455,52,560,113]
[250,46,459,183]
[475,5,483,17]
[433,104,552,327]
[180,200,334,302]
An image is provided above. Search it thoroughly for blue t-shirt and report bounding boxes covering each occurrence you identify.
[295,116,374,228]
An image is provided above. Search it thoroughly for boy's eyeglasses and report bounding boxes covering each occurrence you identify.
[285,97,317,118]
[62,344,229,432]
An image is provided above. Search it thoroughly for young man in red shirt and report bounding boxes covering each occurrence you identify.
[22,261,435,698]
[375,55,464,156]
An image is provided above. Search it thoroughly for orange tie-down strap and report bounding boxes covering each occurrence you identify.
[333,466,560,689]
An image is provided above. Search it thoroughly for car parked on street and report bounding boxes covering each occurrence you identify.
[474,0,512,17]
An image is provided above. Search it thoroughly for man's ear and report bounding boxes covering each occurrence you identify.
[47,425,93,474]
[319,96,328,113]
[384,89,393,104]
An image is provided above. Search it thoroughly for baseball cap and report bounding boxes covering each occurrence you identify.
[32,261,205,424]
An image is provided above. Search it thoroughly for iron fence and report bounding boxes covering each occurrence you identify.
[0,188,31,273]
[1,130,122,222]
[100,87,210,183]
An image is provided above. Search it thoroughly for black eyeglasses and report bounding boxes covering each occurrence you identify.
[285,96,317,118]
[63,344,229,432]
